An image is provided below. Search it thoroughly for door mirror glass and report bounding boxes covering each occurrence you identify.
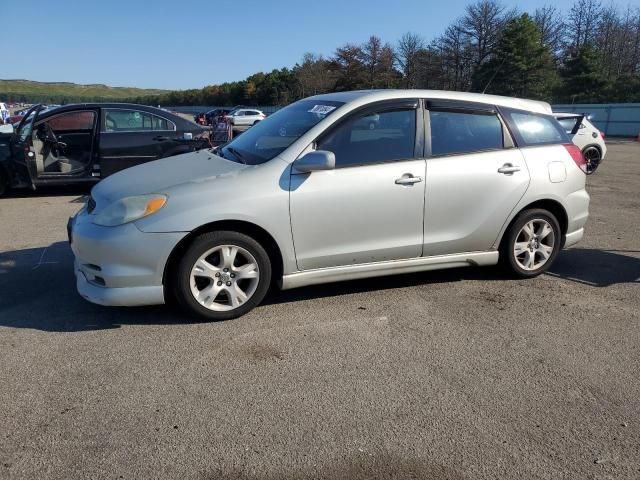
[294,150,335,173]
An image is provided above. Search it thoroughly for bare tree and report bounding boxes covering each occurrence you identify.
[396,32,426,87]
[567,0,602,48]
[435,22,475,91]
[359,36,397,88]
[534,5,565,58]
[459,0,513,66]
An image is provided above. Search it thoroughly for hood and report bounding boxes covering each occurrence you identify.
[92,149,248,204]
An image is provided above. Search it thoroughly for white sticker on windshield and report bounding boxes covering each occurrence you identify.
[308,105,337,115]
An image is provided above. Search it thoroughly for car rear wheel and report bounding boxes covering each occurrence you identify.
[173,231,272,321]
[582,146,601,174]
[252,120,261,126]
[500,209,561,278]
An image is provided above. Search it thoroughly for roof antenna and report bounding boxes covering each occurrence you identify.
[482,58,506,94]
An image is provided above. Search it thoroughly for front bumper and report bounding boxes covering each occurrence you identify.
[69,210,187,307]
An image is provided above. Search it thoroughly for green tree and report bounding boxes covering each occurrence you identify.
[473,13,557,100]
[556,44,608,103]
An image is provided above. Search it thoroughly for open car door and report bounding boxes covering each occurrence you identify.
[8,104,45,188]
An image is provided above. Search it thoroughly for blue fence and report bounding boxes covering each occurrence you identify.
[552,103,640,137]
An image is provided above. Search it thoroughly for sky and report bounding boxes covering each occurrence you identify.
[4,0,630,90]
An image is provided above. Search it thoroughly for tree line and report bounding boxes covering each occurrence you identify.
[113,1,640,106]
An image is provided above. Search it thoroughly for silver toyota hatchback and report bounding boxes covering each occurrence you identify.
[68,90,590,320]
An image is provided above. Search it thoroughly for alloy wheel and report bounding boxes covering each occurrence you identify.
[189,245,260,311]
[513,219,555,271]
[583,146,601,174]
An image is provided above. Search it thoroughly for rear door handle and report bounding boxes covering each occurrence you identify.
[395,174,423,185]
[497,163,521,175]
[153,135,170,141]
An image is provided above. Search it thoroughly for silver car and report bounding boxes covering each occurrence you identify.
[227,109,266,128]
[69,90,590,320]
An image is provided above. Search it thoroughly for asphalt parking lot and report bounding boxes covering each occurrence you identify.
[1,143,639,480]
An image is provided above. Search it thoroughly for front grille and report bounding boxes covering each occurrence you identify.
[87,196,96,214]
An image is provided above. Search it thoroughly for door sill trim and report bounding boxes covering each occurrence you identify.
[281,251,499,290]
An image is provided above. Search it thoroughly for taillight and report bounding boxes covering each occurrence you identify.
[600,131,605,139]
[564,144,588,174]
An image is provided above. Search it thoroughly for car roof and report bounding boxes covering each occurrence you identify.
[307,89,552,115]
[39,102,179,113]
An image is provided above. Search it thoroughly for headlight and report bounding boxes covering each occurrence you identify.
[93,194,167,227]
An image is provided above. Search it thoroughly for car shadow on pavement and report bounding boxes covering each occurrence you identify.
[0,243,637,332]
[0,242,193,332]
[546,247,640,287]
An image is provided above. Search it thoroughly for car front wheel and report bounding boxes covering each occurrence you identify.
[500,209,561,278]
[173,231,272,320]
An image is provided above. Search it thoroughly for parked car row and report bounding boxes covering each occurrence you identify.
[0,103,209,196]
[68,90,591,321]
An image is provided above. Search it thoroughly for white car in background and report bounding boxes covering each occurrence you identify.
[553,112,606,174]
[0,103,10,124]
[228,109,266,129]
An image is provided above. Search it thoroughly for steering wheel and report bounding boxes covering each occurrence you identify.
[44,122,59,144]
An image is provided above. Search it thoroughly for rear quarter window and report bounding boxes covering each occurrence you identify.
[503,109,569,146]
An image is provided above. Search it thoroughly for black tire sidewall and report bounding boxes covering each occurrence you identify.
[501,209,561,278]
[174,231,272,321]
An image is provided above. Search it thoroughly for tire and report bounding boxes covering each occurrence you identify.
[252,120,260,126]
[173,231,272,321]
[582,145,601,174]
[500,209,561,278]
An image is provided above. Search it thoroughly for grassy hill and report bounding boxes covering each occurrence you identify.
[0,79,169,103]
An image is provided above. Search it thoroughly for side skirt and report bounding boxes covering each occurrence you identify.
[281,251,500,290]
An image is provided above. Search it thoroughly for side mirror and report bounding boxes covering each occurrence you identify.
[0,124,14,134]
[294,150,335,173]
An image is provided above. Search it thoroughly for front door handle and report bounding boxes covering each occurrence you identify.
[153,135,170,141]
[497,163,521,175]
[395,174,423,185]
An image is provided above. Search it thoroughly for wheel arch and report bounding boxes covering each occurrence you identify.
[498,199,569,249]
[162,219,285,293]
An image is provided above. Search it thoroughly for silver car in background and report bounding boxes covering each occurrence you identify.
[227,108,266,129]
[68,90,590,320]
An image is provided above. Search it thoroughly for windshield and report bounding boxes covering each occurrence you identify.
[220,99,344,165]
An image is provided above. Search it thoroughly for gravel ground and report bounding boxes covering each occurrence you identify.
[0,143,638,480]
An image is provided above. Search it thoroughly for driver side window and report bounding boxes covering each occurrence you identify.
[317,107,417,167]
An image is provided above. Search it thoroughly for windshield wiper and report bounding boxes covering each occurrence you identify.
[227,147,246,164]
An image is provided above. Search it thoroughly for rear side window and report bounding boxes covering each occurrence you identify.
[104,110,174,132]
[503,110,568,146]
[430,110,503,156]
